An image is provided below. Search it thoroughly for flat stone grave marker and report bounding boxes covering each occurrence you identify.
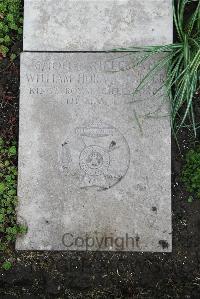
[16,52,171,251]
[23,0,173,51]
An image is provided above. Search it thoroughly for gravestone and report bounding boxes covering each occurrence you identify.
[17,0,173,251]
[16,52,171,251]
[23,0,173,51]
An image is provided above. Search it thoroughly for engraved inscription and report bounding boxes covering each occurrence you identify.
[25,56,166,115]
[62,121,130,190]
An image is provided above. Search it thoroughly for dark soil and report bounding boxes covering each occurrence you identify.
[0,2,200,297]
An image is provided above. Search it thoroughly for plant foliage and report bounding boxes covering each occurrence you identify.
[2,260,12,270]
[0,0,23,58]
[182,146,200,199]
[114,0,200,136]
[0,138,26,251]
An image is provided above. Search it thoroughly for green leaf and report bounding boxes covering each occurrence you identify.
[10,53,16,61]
[0,183,6,194]
[4,35,11,44]
[18,28,22,35]
[8,146,16,156]
[6,14,14,23]
[4,160,10,167]
[0,45,9,56]
[187,196,193,203]
[2,261,12,271]
[0,214,5,223]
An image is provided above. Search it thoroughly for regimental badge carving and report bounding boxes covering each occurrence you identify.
[62,121,130,190]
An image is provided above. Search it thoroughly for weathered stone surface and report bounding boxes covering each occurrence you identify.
[23,0,173,51]
[16,52,171,251]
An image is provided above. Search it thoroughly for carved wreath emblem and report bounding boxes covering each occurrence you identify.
[62,121,130,190]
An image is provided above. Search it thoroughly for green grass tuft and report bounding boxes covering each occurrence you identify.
[114,0,200,137]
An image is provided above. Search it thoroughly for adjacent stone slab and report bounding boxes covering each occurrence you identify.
[16,52,171,251]
[23,0,173,51]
